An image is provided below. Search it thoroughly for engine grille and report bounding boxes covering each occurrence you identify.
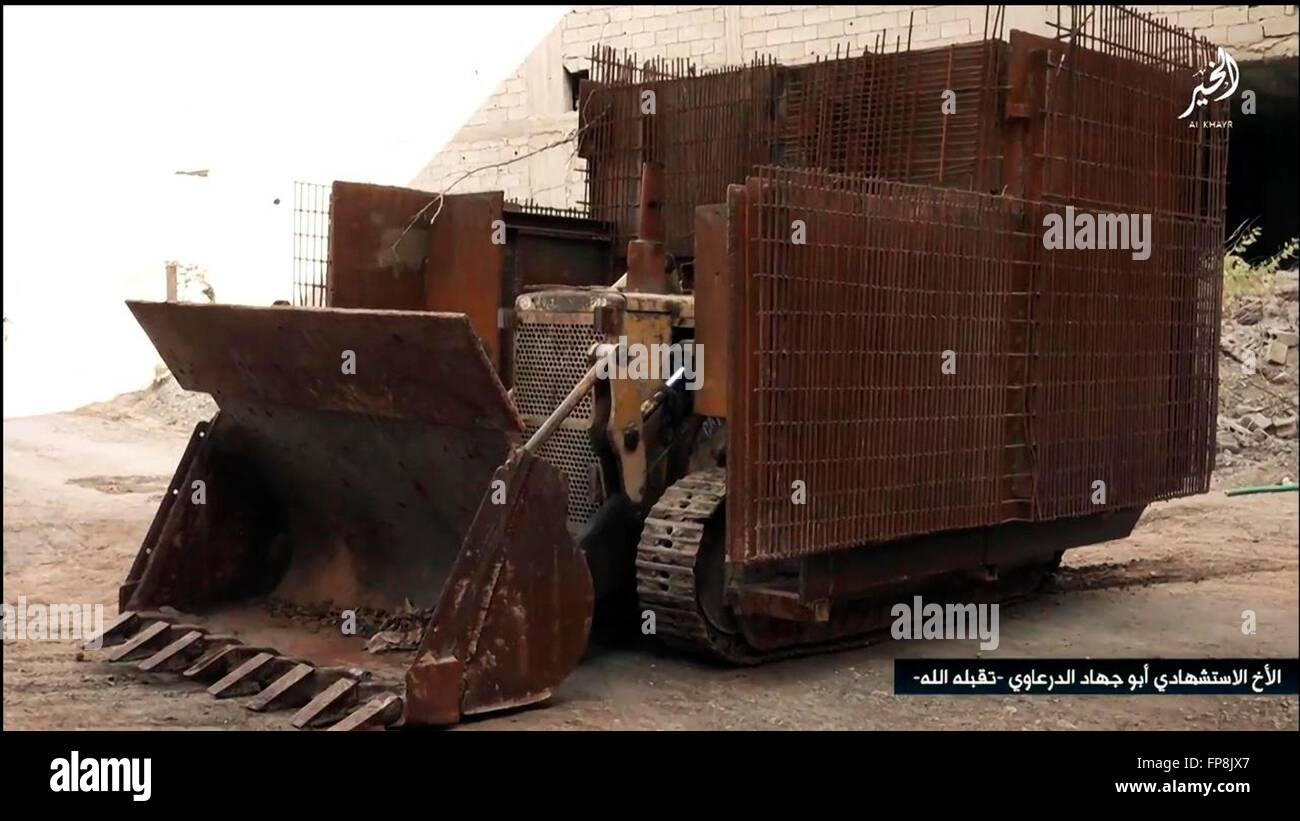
[513,316,605,531]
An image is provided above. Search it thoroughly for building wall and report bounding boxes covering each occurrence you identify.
[409,5,1299,206]
[1153,4,1298,54]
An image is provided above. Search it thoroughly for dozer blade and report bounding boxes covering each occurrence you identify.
[111,301,595,726]
[404,448,594,725]
[122,300,521,614]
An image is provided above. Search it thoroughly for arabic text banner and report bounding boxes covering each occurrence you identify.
[895,659,1298,696]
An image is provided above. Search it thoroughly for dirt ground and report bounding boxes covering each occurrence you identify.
[3,409,1296,731]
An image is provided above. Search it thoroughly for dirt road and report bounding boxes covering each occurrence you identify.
[4,412,1297,730]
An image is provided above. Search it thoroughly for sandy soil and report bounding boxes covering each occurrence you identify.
[3,411,1297,730]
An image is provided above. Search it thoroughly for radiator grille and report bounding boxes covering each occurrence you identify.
[513,318,605,530]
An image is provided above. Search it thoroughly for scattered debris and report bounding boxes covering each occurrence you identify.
[77,365,217,429]
[365,629,422,654]
[264,599,430,652]
[1215,231,1299,486]
[66,475,171,495]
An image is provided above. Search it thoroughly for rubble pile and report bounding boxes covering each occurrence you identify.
[78,365,217,429]
[1215,268,1299,485]
[266,600,430,654]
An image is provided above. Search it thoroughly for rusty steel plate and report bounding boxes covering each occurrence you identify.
[127,301,520,432]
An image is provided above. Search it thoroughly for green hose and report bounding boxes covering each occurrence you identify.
[1225,482,1300,496]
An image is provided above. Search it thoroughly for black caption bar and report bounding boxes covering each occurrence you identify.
[895,658,1299,695]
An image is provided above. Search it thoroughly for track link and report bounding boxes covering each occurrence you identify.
[634,468,743,660]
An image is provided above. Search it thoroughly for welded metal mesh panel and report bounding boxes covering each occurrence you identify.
[292,181,330,307]
[730,168,1028,563]
[1041,6,1229,219]
[1027,6,1225,517]
[513,317,605,530]
[580,39,1005,258]
[1029,210,1220,518]
[581,46,779,258]
[781,40,1005,192]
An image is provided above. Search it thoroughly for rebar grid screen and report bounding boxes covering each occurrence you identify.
[1027,6,1227,518]
[1042,5,1230,220]
[780,40,1005,192]
[292,181,331,307]
[732,169,1031,562]
[580,36,1006,257]
[582,45,780,257]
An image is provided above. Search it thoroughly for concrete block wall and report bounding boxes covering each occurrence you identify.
[1145,4,1298,56]
[559,5,996,69]
[410,5,1298,207]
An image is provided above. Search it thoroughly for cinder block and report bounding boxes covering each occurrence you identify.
[941,19,971,39]
[1262,16,1299,37]
[1227,22,1265,44]
[1178,11,1213,29]
[1265,340,1290,365]
[1213,6,1249,27]
[778,42,805,61]
[778,11,803,29]
[868,12,898,30]
[803,7,831,25]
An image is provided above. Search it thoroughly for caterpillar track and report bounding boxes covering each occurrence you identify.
[636,469,1065,664]
[634,468,749,661]
[634,468,900,663]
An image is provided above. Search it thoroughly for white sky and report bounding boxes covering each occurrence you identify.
[2,4,568,417]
